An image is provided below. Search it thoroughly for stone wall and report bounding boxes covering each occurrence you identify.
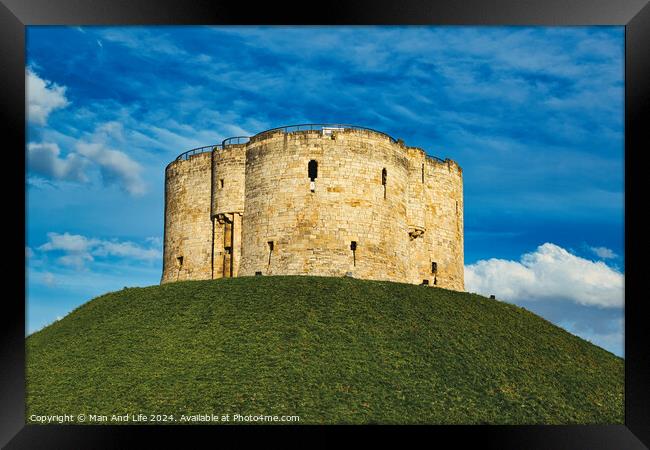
[212,144,246,278]
[161,151,213,283]
[238,129,411,282]
[162,127,464,291]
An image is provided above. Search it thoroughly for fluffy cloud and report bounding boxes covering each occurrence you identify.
[27,142,89,182]
[38,232,96,268]
[465,243,624,308]
[38,232,161,269]
[27,104,146,195]
[26,68,70,125]
[39,232,94,253]
[589,246,617,259]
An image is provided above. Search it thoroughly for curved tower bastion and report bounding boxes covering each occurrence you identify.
[162,125,464,291]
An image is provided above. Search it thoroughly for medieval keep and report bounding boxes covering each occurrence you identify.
[161,124,464,291]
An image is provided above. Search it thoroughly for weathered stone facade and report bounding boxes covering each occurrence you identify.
[162,126,464,291]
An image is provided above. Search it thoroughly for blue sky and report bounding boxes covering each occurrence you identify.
[26,26,624,356]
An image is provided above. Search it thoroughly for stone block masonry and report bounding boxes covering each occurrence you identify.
[161,125,464,291]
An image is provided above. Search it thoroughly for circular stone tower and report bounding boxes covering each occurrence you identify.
[161,125,463,291]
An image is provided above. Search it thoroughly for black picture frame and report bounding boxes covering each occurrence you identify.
[2,0,648,447]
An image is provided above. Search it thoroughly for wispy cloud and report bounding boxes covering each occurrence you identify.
[75,139,146,196]
[99,28,188,57]
[37,232,161,269]
[31,121,147,196]
[589,246,618,260]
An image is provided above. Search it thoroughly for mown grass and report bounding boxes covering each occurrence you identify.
[26,276,623,424]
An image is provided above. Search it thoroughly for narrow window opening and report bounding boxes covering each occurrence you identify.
[431,262,437,274]
[176,256,184,281]
[308,160,318,181]
[267,241,274,266]
[350,241,357,267]
[433,277,437,285]
[381,168,387,199]
[421,164,425,183]
[308,160,318,192]
[220,179,224,188]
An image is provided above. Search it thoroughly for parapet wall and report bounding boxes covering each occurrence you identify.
[161,126,463,291]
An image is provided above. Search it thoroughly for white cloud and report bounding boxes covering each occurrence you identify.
[39,232,95,253]
[38,232,96,269]
[26,246,34,259]
[37,232,161,269]
[27,120,146,196]
[26,68,70,125]
[465,243,624,308]
[76,141,146,195]
[93,240,160,261]
[58,253,95,269]
[99,29,187,57]
[27,142,89,182]
[589,246,617,259]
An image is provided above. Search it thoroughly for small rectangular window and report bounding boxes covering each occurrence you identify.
[255,271,262,276]
[177,256,184,266]
[268,241,274,251]
[220,179,224,188]
[308,160,318,181]
[431,262,437,274]
[422,279,429,285]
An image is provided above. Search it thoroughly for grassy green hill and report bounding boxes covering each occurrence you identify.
[26,276,623,424]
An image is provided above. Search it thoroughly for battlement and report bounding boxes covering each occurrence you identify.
[162,124,463,290]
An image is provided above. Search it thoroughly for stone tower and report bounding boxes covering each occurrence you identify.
[162,125,464,291]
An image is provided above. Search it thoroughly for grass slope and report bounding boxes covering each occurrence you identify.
[27,276,623,424]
